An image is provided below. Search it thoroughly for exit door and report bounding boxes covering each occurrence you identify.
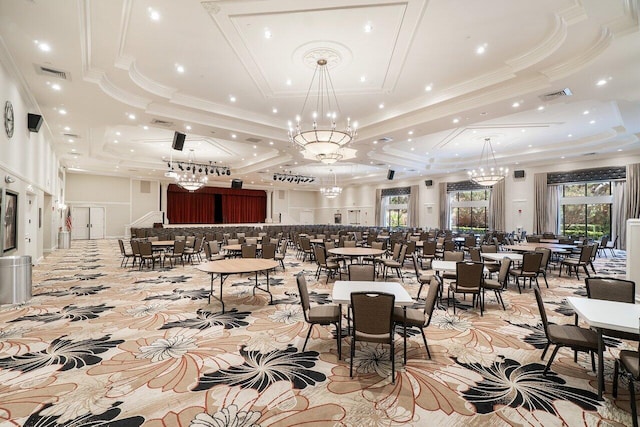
[71,207,105,240]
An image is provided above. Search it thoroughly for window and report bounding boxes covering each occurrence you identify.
[382,195,408,228]
[559,181,611,239]
[449,189,489,233]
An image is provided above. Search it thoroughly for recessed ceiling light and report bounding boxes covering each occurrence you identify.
[512,101,520,108]
[568,134,572,137]
[410,147,414,151]
[64,126,70,131]
[51,83,61,91]
[231,134,236,139]
[115,131,121,136]
[175,64,185,73]
[58,109,67,115]
[537,106,545,111]
[148,7,160,21]
[528,144,532,148]
[286,79,292,86]
[425,84,433,92]
[36,41,51,52]
[272,107,278,114]
[589,120,596,124]
[476,43,487,55]
[113,140,118,143]
[521,129,526,133]
[253,153,257,157]
[452,118,460,124]
[618,148,623,152]
[71,148,76,152]
[408,130,413,135]
[68,139,74,143]
[127,113,136,120]
[253,145,257,149]
[408,138,412,142]
[583,110,589,115]
[596,79,608,86]
[264,29,272,39]
[425,152,429,155]
[561,156,565,159]
[360,75,366,82]
[378,103,384,109]
[364,24,373,33]
[185,125,192,130]
[143,126,149,130]
[229,95,236,103]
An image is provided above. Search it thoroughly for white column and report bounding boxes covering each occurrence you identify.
[265,190,273,223]
[627,219,640,301]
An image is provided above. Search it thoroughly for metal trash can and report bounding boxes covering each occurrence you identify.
[58,231,70,249]
[0,256,32,304]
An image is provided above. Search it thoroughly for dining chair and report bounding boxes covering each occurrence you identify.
[606,235,618,257]
[442,250,464,281]
[165,240,185,267]
[394,282,439,359]
[383,244,408,281]
[241,244,257,258]
[348,264,375,281]
[261,243,276,259]
[534,287,597,376]
[447,261,484,315]
[184,237,204,264]
[588,242,599,273]
[479,244,500,275]
[583,277,638,341]
[207,240,225,261]
[509,251,543,293]
[560,244,592,279]
[138,241,162,270]
[613,319,640,427]
[130,239,141,268]
[296,274,342,358]
[482,257,511,310]
[419,240,437,269]
[534,247,552,287]
[118,239,135,267]
[412,253,434,299]
[314,245,340,283]
[299,237,314,262]
[275,240,288,269]
[350,291,396,383]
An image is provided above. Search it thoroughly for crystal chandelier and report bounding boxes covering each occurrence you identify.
[320,170,342,199]
[288,58,357,164]
[175,149,208,192]
[468,138,508,186]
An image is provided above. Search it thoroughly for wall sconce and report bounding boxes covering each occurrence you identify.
[5,175,15,184]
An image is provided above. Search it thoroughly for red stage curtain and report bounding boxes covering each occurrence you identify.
[167,184,266,224]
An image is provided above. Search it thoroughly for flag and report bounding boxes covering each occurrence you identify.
[65,207,72,232]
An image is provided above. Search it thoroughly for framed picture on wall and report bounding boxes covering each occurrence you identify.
[3,190,17,252]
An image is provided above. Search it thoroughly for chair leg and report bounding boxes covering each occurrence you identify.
[590,351,595,372]
[495,290,506,310]
[541,342,550,360]
[542,271,548,288]
[302,325,313,351]
[544,346,560,375]
[390,338,395,384]
[630,376,639,427]
[420,329,431,359]
[613,359,620,397]
[350,333,355,378]
[336,317,342,360]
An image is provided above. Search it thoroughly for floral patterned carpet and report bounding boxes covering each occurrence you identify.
[0,239,635,426]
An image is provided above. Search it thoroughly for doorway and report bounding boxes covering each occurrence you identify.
[71,207,105,240]
[25,193,37,260]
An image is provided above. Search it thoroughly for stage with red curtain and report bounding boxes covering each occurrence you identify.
[167,184,267,224]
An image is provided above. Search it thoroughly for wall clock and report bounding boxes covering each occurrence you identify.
[4,101,14,138]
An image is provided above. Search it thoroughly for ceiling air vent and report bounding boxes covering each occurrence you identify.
[246,137,261,143]
[582,152,597,156]
[150,119,174,127]
[63,133,80,138]
[377,137,393,143]
[539,88,572,102]
[35,64,70,80]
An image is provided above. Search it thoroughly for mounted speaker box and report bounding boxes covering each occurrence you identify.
[231,179,243,189]
[27,113,43,132]
[425,179,433,187]
[514,170,525,179]
[387,170,395,180]
[172,132,186,150]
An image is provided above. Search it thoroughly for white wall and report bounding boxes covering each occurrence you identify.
[0,42,61,262]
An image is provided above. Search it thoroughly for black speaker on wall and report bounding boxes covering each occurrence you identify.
[425,179,433,187]
[387,170,395,180]
[27,113,43,132]
[231,179,243,189]
[172,132,186,151]
[514,170,525,179]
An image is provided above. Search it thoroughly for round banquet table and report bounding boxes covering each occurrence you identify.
[197,258,279,313]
